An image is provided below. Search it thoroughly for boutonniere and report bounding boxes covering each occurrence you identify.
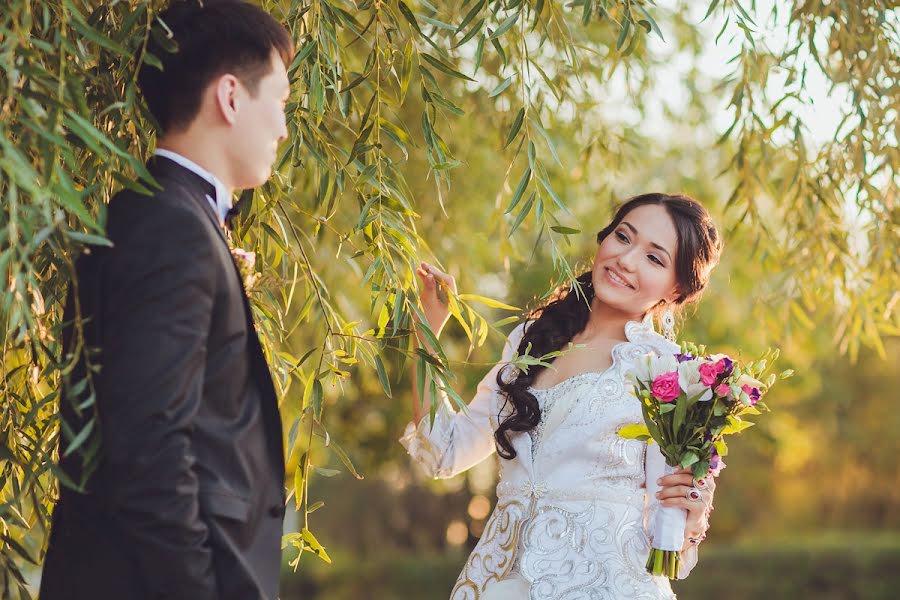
[225,229,261,292]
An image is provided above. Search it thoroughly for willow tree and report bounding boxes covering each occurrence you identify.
[1,0,897,595]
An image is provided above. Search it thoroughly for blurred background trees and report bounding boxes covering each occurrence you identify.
[1,0,897,597]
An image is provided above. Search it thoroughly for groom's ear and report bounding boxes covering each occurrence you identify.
[213,74,240,126]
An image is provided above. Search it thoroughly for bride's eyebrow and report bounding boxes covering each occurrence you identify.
[621,221,673,262]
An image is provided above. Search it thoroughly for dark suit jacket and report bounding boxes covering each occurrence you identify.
[40,157,287,600]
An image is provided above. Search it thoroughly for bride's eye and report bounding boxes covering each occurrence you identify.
[615,231,629,243]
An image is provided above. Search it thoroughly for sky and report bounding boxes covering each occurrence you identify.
[641,0,851,149]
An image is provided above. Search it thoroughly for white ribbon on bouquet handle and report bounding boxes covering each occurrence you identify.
[645,444,686,551]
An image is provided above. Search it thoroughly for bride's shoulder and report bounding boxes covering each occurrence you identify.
[623,319,680,356]
[502,321,529,355]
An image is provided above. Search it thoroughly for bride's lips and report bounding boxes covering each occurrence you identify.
[604,267,634,289]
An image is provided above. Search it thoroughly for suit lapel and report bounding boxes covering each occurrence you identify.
[147,156,232,248]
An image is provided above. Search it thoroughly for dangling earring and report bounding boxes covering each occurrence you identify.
[661,308,676,342]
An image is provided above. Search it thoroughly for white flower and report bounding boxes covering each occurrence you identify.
[736,373,764,389]
[627,353,654,385]
[686,383,713,402]
[648,353,679,380]
[678,360,703,387]
[678,359,713,402]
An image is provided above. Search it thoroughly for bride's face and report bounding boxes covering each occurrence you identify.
[591,203,680,316]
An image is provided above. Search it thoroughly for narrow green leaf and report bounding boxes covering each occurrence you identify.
[508,191,535,237]
[636,5,665,41]
[550,226,580,235]
[328,438,364,479]
[312,379,324,418]
[300,528,332,563]
[702,0,721,22]
[456,0,486,33]
[616,16,631,51]
[374,355,392,398]
[505,167,531,214]
[528,115,561,165]
[397,1,424,37]
[505,107,525,148]
[63,419,95,457]
[489,75,514,97]
[293,462,305,509]
[490,12,519,40]
[680,451,700,469]
[457,294,519,311]
[67,231,113,247]
[419,15,455,31]
[69,17,129,55]
[416,355,427,410]
[421,53,476,82]
[455,18,485,48]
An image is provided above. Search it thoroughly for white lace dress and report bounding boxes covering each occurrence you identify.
[400,319,701,599]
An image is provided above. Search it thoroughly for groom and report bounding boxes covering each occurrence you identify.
[40,2,293,599]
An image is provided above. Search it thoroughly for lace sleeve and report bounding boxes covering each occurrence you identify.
[399,323,526,479]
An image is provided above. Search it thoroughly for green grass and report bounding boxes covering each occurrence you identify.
[281,532,900,599]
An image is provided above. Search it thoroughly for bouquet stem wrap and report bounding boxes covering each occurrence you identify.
[647,463,685,578]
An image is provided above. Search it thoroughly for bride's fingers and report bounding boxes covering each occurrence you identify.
[417,267,448,305]
[656,485,693,500]
[659,496,706,514]
[423,263,457,292]
[658,473,694,488]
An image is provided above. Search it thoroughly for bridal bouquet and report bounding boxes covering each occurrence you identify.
[619,343,791,578]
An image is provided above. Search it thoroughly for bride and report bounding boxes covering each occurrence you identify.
[401,193,723,599]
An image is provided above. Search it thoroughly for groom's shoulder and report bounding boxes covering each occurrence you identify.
[106,178,205,239]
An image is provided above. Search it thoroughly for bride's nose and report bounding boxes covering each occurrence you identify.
[617,248,638,272]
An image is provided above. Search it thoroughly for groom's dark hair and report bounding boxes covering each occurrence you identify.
[138,0,293,134]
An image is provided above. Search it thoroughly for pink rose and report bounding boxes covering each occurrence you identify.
[715,383,731,397]
[651,371,681,403]
[698,362,722,386]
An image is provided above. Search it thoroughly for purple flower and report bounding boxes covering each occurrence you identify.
[741,384,761,406]
[676,352,695,363]
[709,445,726,476]
[718,357,734,378]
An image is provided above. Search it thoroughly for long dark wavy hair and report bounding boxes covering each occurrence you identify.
[493,193,722,459]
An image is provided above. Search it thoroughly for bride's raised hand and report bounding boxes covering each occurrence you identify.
[415,262,457,339]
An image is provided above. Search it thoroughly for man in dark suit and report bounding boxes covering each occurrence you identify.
[40,2,294,598]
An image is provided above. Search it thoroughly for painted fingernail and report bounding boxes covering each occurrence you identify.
[657,478,662,485]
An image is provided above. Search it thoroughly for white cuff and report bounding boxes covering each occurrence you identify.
[399,396,455,479]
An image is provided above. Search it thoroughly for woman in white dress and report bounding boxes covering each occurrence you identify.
[401,194,724,599]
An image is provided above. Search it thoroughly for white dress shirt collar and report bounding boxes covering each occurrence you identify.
[154,148,232,226]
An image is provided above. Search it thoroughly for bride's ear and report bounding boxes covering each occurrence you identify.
[663,285,681,306]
